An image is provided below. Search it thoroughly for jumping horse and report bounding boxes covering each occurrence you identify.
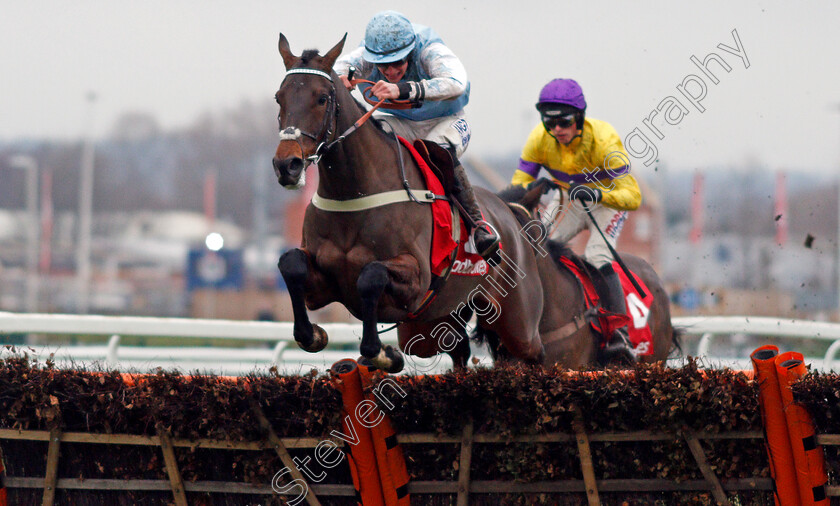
[271,34,546,373]
[493,179,681,367]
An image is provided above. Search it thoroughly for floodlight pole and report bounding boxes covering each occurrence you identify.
[9,155,39,313]
[834,103,840,319]
[836,178,840,318]
[76,92,97,314]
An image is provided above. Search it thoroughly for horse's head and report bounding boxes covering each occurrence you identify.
[497,178,558,222]
[272,33,347,189]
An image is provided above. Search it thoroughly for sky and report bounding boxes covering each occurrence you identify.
[3,1,840,177]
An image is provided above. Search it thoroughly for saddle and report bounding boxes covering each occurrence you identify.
[556,254,655,357]
[412,140,457,196]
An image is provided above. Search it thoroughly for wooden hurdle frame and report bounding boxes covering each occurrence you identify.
[2,426,838,504]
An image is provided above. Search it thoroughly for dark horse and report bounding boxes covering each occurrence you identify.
[493,179,680,367]
[272,34,545,373]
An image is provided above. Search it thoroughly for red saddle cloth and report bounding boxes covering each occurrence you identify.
[398,137,488,277]
[558,257,655,356]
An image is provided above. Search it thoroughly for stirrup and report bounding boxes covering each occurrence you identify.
[471,219,500,260]
[598,328,638,366]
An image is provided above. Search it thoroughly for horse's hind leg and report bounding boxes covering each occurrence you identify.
[278,249,328,353]
[358,262,404,373]
[447,326,472,369]
[473,326,513,364]
[448,305,473,369]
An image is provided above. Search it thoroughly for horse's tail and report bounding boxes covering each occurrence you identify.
[669,326,685,358]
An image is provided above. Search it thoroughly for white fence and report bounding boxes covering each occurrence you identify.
[672,316,840,371]
[1,312,839,375]
[0,312,461,375]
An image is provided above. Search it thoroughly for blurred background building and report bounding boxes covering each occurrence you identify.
[1,102,838,323]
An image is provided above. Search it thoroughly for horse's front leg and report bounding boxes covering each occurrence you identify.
[278,248,329,353]
[357,261,404,373]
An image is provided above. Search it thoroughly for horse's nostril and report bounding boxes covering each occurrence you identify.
[273,157,306,186]
[288,158,304,176]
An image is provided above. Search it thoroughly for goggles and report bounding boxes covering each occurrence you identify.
[376,58,408,70]
[542,113,577,129]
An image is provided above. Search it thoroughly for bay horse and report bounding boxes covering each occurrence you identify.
[271,34,545,373]
[492,179,681,368]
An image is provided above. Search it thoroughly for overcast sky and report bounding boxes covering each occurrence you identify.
[3,1,840,176]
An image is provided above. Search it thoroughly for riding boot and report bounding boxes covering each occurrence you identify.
[596,263,638,365]
[452,163,501,261]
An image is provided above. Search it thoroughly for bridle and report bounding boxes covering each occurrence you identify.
[277,66,416,166]
[276,68,340,166]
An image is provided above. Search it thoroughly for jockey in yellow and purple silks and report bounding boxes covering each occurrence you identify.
[512,78,641,364]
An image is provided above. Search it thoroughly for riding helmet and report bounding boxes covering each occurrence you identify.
[362,11,416,64]
[536,78,587,129]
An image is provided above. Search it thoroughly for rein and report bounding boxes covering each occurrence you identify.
[281,68,413,165]
[312,77,414,162]
[281,67,438,211]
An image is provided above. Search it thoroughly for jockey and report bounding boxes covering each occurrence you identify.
[334,10,500,261]
[512,78,642,364]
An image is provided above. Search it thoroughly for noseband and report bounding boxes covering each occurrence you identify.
[277,68,339,164]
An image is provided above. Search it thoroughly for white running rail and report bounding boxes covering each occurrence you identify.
[0,312,466,375]
[672,315,840,371]
[1,312,839,374]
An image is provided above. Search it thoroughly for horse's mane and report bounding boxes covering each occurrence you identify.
[347,96,390,135]
[342,94,401,144]
[545,239,576,264]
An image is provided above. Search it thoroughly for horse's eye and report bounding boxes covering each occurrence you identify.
[274,91,281,104]
[317,94,328,106]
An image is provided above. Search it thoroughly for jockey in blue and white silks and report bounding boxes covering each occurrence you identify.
[334,11,498,261]
[335,24,470,124]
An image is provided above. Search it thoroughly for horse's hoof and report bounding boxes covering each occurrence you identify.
[369,345,404,374]
[597,343,638,367]
[297,324,329,353]
[357,356,377,370]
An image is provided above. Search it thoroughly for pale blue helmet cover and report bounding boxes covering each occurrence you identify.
[362,11,416,63]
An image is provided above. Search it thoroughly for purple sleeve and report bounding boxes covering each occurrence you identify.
[517,159,541,177]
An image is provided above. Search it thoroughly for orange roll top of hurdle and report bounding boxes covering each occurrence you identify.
[358,361,410,506]
[751,345,800,506]
[332,359,386,506]
[775,351,828,506]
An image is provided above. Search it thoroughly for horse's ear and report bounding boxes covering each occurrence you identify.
[322,33,347,69]
[521,179,552,211]
[278,32,298,70]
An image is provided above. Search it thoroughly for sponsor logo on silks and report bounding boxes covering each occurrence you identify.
[452,118,471,147]
[452,258,488,275]
[633,341,651,355]
[604,211,628,238]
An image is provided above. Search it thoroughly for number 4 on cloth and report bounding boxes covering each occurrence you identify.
[626,292,650,329]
